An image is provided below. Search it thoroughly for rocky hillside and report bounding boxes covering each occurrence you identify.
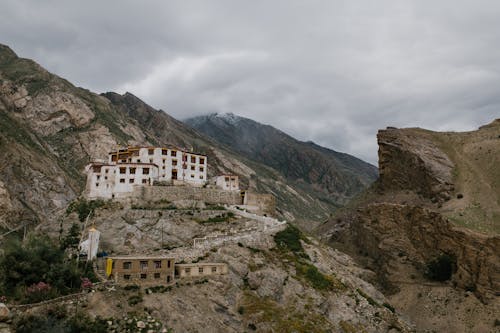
[185,113,378,206]
[317,121,500,332]
[0,44,376,231]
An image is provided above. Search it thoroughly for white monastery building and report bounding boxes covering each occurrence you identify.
[214,175,239,191]
[85,146,207,199]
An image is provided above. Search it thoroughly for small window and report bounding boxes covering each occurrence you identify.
[225,177,229,182]
[200,158,205,164]
[167,260,171,268]
[96,175,100,180]
[191,165,195,171]
[142,179,148,184]
[95,183,99,187]
[199,267,204,273]
[130,167,136,174]
[120,179,125,183]
[191,156,196,163]
[129,178,134,184]
[111,155,117,162]
[154,261,162,269]
[171,151,177,157]
[162,149,168,155]
[140,261,148,270]
[191,174,194,178]
[123,274,131,280]
[199,167,204,172]
[200,175,204,179]
[105,169,109,174]
[141,273,147,279]
[148,148,154,155]
[123,262,132,269]
[172,160,177,166]
[149,159,153,163]
[143,168,149,175]
[104,176,108,180]
[154,273,161,279]
[211,267,217,273]
[120,167,126,174]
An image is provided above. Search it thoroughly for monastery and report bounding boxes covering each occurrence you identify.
[85,146,210,199]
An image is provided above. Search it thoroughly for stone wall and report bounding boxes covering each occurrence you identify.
[130,186,242,206]
[244,192,276,214]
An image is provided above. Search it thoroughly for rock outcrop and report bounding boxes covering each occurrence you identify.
[377,127,454,202]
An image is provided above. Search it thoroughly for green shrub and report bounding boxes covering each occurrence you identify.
[382,302,395,313]
[66,199,105,222]
[274,225,306,256]
[123,284,140,291]
[357,289,379,307]
[127,294,143,306]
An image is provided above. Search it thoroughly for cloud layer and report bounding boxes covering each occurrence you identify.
[1,0,499,164]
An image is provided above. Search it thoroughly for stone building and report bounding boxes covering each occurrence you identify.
[214,175,239,191]
[105,255,175,284]
[175,263,228,278]
[85,146,207,199]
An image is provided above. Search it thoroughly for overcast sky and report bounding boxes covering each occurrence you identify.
[1,1,499,164]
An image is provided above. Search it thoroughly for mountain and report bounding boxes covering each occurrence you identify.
[317,121,500,332]
[185,113,378,205]
[0,44,418,332]
[0,44,378,233]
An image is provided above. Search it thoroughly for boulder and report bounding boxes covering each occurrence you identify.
[0,304,10,322]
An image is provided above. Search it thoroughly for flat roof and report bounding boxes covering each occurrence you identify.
[107,255,175,260]
[108,146,207,157]
[176,263,226,267]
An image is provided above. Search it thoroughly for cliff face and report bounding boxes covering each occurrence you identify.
[377,128,454,202]
[318,121,500,332]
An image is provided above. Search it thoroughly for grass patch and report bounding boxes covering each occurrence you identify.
[356,289,379,307]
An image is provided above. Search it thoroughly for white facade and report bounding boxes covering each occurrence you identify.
[85,146,208,199]
[85,162,159,199]
[215,175,239,191]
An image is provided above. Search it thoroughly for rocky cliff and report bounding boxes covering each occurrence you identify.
[317,122,500,332]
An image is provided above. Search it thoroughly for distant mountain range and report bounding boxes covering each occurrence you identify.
[185,113,378,204]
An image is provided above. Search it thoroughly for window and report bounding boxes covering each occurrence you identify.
[191,165,195,171]
[191,156,196,163]
[200,175,204,179]
[171,151,177,157]
[123,262,132,269]
[199,167,204,172]
[141,274,147,279]
[111,155,117,162]
[154,273,161,279]
[142,179,147,184]
[129,179,134,184]
[149,159,153,163]
[143,168,149,175]
[95,183,99,187]
[105,169,109,174]
[211,267,217,273]
[130,167,136,174]
[172,160,177,166]
[120,179,125,183]
[167,260,171,268]
[154,261,162,269]
[140,261,148,270]
[96,175,100,180]
[104,176,108,180]
[200,158,205,164]
[123,274,131,280]
[191,175,194,178]
[162,149,168,155]
[199,267,204,273]
[120,167,126,174]
[225,177,229,182]
[148,148,154,155]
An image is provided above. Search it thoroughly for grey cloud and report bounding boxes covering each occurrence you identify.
[1,0,499,164]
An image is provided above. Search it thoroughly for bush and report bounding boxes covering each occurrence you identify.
[66,199,105,222]
[425,254,456,281]
[127,294,143,306]
[274,225,306,255]
[0,235,97,303]
[13,309,108,333]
